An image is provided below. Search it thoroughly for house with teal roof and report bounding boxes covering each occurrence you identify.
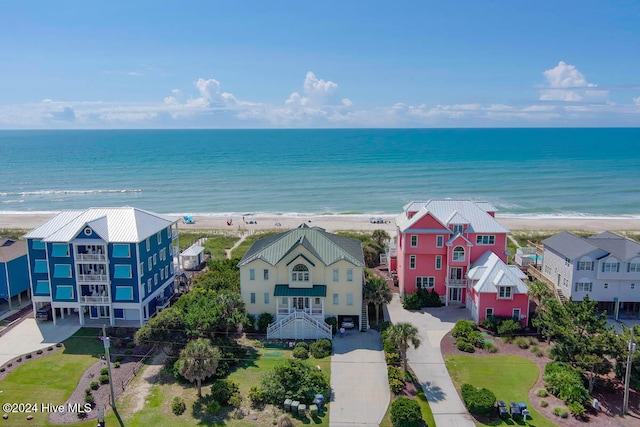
[24,207,179,327]
[239,224,365,340]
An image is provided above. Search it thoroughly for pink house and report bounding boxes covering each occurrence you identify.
[466,251,530,325]
[394,200,509,306]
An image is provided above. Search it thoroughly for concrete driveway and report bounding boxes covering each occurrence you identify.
[0,317,80,366]
[386,294,476,427]
[330,328,390,427]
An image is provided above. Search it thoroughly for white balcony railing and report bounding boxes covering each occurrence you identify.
[277,308,323,317]
[75,253,107,262]
[77,274,109,282]
[446,279,467,286]
[80,295,110,304]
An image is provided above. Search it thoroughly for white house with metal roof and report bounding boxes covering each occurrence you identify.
[541,231,640,319]
[24,207,179,327]
[239,224,365,340]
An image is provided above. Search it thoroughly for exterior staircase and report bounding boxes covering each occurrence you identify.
[361,303,370,330]
[266,310,332,340]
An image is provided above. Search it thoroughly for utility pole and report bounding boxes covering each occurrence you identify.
[623,327,636,415]
[102,326,117,410]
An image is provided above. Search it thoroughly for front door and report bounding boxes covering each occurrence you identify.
[448,287,462,303]
[292,297,309,311]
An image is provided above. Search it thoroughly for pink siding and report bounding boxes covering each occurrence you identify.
[477,293,529,325]
[468,233,507,263]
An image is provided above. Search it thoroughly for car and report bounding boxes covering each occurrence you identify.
[341,317,355,329]
[35,304,52,321]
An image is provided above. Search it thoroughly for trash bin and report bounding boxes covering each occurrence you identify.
[312,394,325,409]
[298,404,306,416]
[291,401,300,414]
[284,399,292,412]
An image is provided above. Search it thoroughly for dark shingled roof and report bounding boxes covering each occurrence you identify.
[239,224,365,267]
[543,231,640,261]
[588,232,640,261]
[542,232,604,259]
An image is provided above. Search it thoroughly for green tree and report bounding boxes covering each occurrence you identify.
[259,359,329,404]
[527,280,554,333]
[216,290,248,337]
[178,338,221,397]
[192,269,240,293]
[385,322,421,373]
[364,276,393,325]
[372,229,391,248]
[134,307,187,355]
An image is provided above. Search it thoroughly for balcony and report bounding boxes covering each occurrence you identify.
[446,278,467,286]
[77,274,109,282]
[76,253,107,262]
[277,308,323,317]
[80,295,110,304]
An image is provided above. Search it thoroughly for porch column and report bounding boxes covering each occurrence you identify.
[615,298,620,321]
[52,306,57,326]
[275,298,279,318]
[321,298,324,318]
[109,305,115,327]
[445,285,449,307]
[79,308,85,326]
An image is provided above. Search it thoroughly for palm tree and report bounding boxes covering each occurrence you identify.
[178,338,221,397]
[385,322,421,373]
[372,229,390,248]
[527,280,554,334]
[364,277,393,325]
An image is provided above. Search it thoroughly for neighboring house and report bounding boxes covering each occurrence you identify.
[0,237,30,309]
[24,207,179,326]
[239,224,365,340]
[394,200,509,305]
[541,231,640,320]
[466,251,530,325]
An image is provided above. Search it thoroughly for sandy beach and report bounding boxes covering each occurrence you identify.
[1,212,639,236]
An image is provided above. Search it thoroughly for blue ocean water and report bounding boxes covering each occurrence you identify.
[0,128,639,217]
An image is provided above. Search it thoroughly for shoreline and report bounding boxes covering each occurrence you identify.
[1,212,639,234]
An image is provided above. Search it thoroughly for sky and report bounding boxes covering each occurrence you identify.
[0,1,639,129]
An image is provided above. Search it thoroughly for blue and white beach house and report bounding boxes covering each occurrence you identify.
[25,207,179,326]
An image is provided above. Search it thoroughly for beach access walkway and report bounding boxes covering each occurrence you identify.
[386,294,476,427]
[330,328,390,427]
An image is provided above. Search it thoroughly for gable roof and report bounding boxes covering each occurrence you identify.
[542,231,628,260]
[587,232,640,261]
[0,238,27,262]
[396,200,508,233]
[24,207,177,243]
[468,251,528,294]
[238,224,365,267]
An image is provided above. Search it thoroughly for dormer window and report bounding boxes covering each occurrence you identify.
[291,264,310,282]
[498,286,513,299]
[453,224,464,234]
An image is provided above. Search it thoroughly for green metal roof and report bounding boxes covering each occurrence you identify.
[274,284,327,297]
[239,224,365,267]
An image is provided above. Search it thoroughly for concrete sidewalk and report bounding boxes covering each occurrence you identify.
[330,328,390,427]
[0,317,80,366]
[386,294,476,427]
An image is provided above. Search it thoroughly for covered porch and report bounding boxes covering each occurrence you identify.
[274,284,326,321]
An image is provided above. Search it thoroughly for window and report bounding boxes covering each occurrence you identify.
[574,282,593,292]
[153,254,157,265]
[577,261,593,271]
[435,256,442,270]
[291,264,310,282]
[409,255,416,269]
[281,297,288,305]
[147,257,152,271]
[453,224,464,234]
[436,235,444,248]
[263,269,269,280]
[165,266,169,277]
[114,309,125,319]
[476,235,495,245]
[154,273,158,285]
[139,262,144,277]
[333,293,339,305]
[160,269,164,280]
[34,260,48,274]
[513,308,521,320]
[147,279,152,293]
[35,280,50,295]
[146,238,150,251]
[51,243,69,257]
[250,293,256,304]
[629,262,640,273]
[113,265,132,279]
[410,235,418,247]
[249,269,255,280]
[485,308,494,319]
[452,246,465,262]
[333,269,339,282]
[347,269,353,282]
[604,283,609,289]
[346,293,354,306]
[115,286,134,301]
[632,283,636,290]
[544,264,552,275]
[264,292,270,304]
[563,278,568,288]
[112,244,130,258]
[55,285,74,300]
[602,262,620,272]
[32,240,45,250]
[159,248,166,261]
[157,232,162,244]
[53,264,72,278]
[498,286,513,299]
[564,257,571,266]
[416,277,435,289]
[84,227,92,236]
[314,297,321,305]
[169,264,173,274]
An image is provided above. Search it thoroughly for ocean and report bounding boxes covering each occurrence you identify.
[0,128,639,218]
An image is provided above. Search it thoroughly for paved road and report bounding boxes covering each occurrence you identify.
[0,316,80,366]
[386,294,476,427]
[330,328,390,427]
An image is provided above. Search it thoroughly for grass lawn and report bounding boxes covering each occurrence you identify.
[231,231,279,259]
[179,231,241,260]
[445,355,557,427]
[0,329,104,427]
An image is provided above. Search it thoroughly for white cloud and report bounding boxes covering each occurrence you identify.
[341,98,353,107]
[195,78,221,101]
[303,71,338,94]
[539,61,608,102]
[634,97,640,106]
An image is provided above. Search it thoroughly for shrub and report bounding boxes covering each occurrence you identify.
[485,342,498,353]
[115,355,124,362]
[452,320,477,338]
[7,363,12,367]
[209,379,240,406]
[536,388,548,397]
[530,345,544,357]
[25,353,32,359]
[497,319,522,336]
[84,388,91,396]
[206,400,221,414]
[293,346,309,359]
[228,393,242,407]
[99,374,109,384]
[544,362,589,405]
[36,349,43,354]
[389,378,404,395]
[90,381,100,390]
[172,396,186,415]
[502,335,514,344]
[390,397,422,427]
[47,346,53,351]
[309,339,332,358]
[456,338,475,353]
[100,367,109,376]
[388,366,404,382]
[386,352,401,365]
[56,342,63,347]
[513,337,531,349]
[242,314,256,332]
[84,394,95,405]
[248,385,265,406]
[260,359,329,405]
[124,349,133,355]
[114,327,128,337]
[552,406,569,418]
[0,368,4,372]
[461,383,496,417]
[402,293,422,310]
[325,316,338,334]
[114,361,121,368]
[540,400,549,407]
[257,312,274,333]
[468,330,485,349]
[568,402,585,418]
[16,357,22,362]
[295,341,309,350]
[127,341,136,349]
